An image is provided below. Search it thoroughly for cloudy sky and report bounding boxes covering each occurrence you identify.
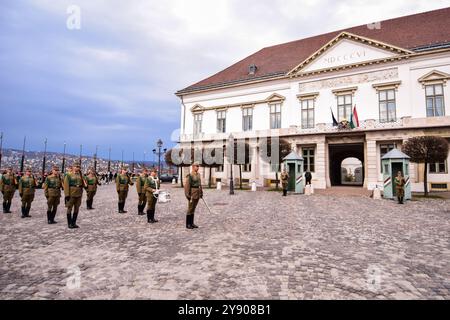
[1,0,449,160]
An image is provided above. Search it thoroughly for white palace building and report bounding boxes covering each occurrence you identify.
[176,8,450,192]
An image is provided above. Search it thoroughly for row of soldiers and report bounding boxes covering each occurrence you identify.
[0,162,203,229]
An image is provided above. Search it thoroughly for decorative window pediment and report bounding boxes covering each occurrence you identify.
[191,104,205,113]
[372,81,402,91]
[265,93,286,104]
[332,86,358,96]
[288,32,413,76]
[418,70,450,86]
[297,92,319,101]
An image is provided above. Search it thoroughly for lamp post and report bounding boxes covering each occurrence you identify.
[107,147,111,172]
[94,145,98,173]
[79,144,83,169]
[143,150,147,168]
[61,141,66,173]
[0,132,3,169]
[41,138,47,179]
[20,136,26,174]
[132,152,135,173]
[153,139,166,180]
[121,150,124,168]
[228,133,234,195]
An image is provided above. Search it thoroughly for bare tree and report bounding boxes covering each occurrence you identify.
[403,136,449,197]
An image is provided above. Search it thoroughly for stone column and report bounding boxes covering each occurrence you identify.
[316,138,327,189]
[365,139,378,189]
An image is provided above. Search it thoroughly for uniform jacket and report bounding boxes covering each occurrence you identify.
[1,173,17,193]
[136,174,147,194]
[184,172,203,200]
[44,174,63,198]
[116,174,133,192]
[144,176,160,195]
[85,175,100,192]
[19,175,37,196]
[64,172,86,198]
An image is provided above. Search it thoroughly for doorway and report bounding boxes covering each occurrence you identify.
[329,143,365,186]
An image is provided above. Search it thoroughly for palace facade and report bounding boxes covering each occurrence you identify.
[176,8,450,192]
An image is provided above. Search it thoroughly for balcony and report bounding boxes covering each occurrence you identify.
[179,116,450,142]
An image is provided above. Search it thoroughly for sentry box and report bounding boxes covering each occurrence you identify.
[381,149,411,200]
[282,151,304,194]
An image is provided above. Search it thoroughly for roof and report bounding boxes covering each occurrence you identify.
[381,149,411,160]
[177,7,450,95]
[283,151,304,161]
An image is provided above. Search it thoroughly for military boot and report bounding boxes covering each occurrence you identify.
[186,215,193,229]
[150,209,158,223]
[72,212,79,228]
[21,207,26,218]
[191,214,198,228]
[122,201,127,213]
[67,213,73,228]
[25,207,32,218]
[2,202,6,213]
[147,209,153,223]
[47,210,52,224]
[118,202,123,213]
[51,208,58,224]
[6,201,12,213]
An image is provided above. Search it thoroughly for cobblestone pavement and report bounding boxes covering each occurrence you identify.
[0,184,449,300]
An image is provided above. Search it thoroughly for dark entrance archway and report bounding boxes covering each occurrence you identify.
[329,143,365,186]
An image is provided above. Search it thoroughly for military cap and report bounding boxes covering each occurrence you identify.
[25,167,32,172]
[73,163,81,168]
[52,165,60,170]
[192,161,200,166]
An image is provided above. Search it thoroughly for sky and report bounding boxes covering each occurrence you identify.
[1,0,449,161]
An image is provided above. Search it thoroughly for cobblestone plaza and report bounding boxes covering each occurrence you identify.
[0,184,449,300]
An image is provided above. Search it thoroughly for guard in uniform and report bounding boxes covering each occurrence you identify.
[64,163,86,228]
[144,168,160,223]
[116,167,133,213]
[85,168,101,210]
[184,162,203,229]
[136,168,148,215]
[18,168,37,218]
[394,171,406,204]
[43,165,63,224]
[280,169,289,197]
[1,167,17,213]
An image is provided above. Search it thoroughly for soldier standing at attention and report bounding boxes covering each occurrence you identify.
[144,168,160,223]
[1,167,17,213]
[43,165,63,224]
[280,169,289,197]
[64,163,86,228]
[116,167,133,213]
[136,168,148,215]
[18,168,37,218]
[85,168,101,210]
[184,162,203,229]
[394,171,406,205]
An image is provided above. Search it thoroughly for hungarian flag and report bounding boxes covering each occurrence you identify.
[330,107,338,126]
[350,105,359,129]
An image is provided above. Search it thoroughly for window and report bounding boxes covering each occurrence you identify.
[193,113,202,136]
[425,84,445,117]
[217,111,226,133]
[337,94,352,122]
[303,148,315,172]
[380,143,396,173]
[242,108,253,131]
[242,164,251,172]
[216,165,224,172]
[270,104,281,129]
[301,99,315,129]
[429,161,447,174]
[379,89,396,122]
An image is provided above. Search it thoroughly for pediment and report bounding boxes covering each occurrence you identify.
[418,70,450,84]
[289,32,413,76]
[265,93,286,103]
[191,104,205,113]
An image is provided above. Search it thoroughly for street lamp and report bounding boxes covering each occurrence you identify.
[41,138,47,179]
[20,136,26,174]
[107,147,111,172]
[153,139,167,180]
[229,133,234,195]
[61,141,66,173]
[94,145,98,173]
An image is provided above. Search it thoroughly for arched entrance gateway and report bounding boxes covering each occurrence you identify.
[328,143,365,186]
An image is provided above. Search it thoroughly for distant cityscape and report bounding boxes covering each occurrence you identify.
[0,149,174,175]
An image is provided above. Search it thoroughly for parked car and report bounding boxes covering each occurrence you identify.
[160,173,177,183]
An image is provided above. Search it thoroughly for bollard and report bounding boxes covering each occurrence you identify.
[251,181,257,192]
[217,182,222,190]
[305,185,311,196]
[373,186,381,200]
[172,178,176,185]
[310,184,314,194]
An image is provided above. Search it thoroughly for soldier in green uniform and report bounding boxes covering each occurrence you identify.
[116,167,134,213]
[184,162,203,229]
[136,168,148,215]
[394,171,406,204]
[144,168,160,223]
[64,163,86,228]
[18,168,37,218]
[280,169,289,197]
[43,165,63,224]
[1,167,17,213]
[85,168,101,210]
